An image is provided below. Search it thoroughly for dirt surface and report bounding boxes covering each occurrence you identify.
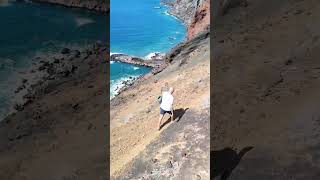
[118,109,209,180]
[212,0,320,179]
[110,31,210,178]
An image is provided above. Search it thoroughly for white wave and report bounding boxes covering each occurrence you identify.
[110,75,139,99]
[162,10,180,21]
[162,11,170,16]
[145,52,160,60]
[110,52,122,56]
[145,52,165,60]
[75,17,94,27]
[110,61,115,64]
[133,67,139,70]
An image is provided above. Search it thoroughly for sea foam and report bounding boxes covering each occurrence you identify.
[110,75,139,99]
[75,17,94,27]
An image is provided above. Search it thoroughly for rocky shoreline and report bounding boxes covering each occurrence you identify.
[111,54,162,68]
[10,42,107,116]
[109,0,210,99]
[161,0,196,26]
[110,53,168,98]
[30,0,108,12]
[0,34,108,179]
[161,0,210,39]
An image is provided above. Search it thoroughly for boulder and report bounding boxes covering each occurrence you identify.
[61,48,70,54]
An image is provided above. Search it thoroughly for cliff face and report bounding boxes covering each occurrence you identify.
[31,0,108,12]
[162,0,197,25]
[188,0,210,39]
[162,0,210,39]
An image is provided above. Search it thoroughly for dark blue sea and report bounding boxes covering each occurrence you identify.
[110,0,186,97]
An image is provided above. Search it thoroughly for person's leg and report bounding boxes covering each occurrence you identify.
[158,114,164,130]
[171,110,174,122]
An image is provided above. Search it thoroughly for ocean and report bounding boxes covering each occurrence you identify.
[110,0,186,98]
[0,1,106,120]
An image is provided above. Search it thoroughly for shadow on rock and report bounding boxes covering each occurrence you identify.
[174,108,189,122]
[211,146,253,180]
[159,108,188,130]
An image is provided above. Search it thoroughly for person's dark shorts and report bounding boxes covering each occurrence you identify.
[160,107,172,115]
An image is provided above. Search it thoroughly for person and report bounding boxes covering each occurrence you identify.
[158,87,174,130]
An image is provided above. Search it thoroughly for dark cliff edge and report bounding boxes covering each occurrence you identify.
[161,0,210,39]
[30,0,109,12]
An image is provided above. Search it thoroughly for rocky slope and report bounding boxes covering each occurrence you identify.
[110,29,210,178]
[212,0,320,179]
[0,44,108,180]
[162,0,210,39]
[188,0,210,39]
[119,109,210,180]
[31,0,108,12]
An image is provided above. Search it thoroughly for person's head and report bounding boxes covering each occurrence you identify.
[169,87,174,94]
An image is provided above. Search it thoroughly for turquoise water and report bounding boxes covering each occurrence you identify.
[110,0,186,97]
[110,61,151,98]
[0,1,106,119]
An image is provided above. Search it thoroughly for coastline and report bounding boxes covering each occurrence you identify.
[109,1,210,176]
[0,1,108,121]
[4,42,107,121]
[110,53,167,98]
[0,37,108,179]
[0,12,111,176]
[110,0,210,99]
[29,0,109,12]
[0,0,210,179]
[109,0,188,100]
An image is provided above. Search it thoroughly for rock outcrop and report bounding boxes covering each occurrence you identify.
[188,0,210,39]
[162,0,210,39]
[110,54,163,68]
[162,0,198,26]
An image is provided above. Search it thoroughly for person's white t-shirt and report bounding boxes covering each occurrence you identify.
[160,91,174,111]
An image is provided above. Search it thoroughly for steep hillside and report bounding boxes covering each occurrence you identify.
[0,45,108,180]
[110,29,210,179]
[212,0,320,178]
